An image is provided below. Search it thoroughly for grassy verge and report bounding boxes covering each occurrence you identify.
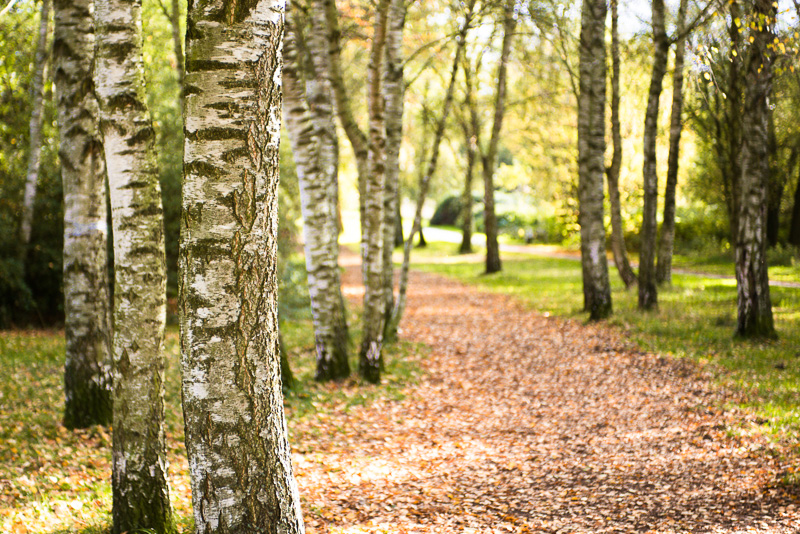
[0,299,423,533]
[408,241,800,449]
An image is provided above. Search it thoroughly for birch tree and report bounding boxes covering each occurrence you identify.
[93,0,172,530]
[639,0,716,309]
[284,3,350,381]
[318,0,402,380]
[735,0,776,338]
[19,0,50,251]
[606,0,637,289]
[359,0,392,382]
[55,0,113,429]
[388,0,477,340]
[656,0,689,285]
[482,0,516,275]
[181,0,305,531]
[637,0,670,311]
[382,0,406,337]
[577,0,612,319]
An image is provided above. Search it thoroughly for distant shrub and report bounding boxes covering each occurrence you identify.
[430,195,464,226]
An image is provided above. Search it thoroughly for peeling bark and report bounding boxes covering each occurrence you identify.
[284,5,350,382]
[577,0,612,320]
[93,0,172,529]
[735,0,775,339]
[181,1,305,532]
[54,0,113,430]
[606,0,637,289]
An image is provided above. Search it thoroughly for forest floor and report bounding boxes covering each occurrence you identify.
[2,253,800,533]
[293,252,800,533]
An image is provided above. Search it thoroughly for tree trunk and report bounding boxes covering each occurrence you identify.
[93,0,172,530]
[735,0,776,338]
[181,1,305,532]
[394,197,404,247]
[638,0,669,311]
[284,6,350,382]
[656,0,689,285]
[19,0,51,251]
[727,0,743,247]
[766,110,782,247]
[317,0,369,238]
[54,0,113,430]
[279,333,295,392]
[459,123,476,255]
[382,0,406,341]
[358,0,392,383]
[387,0,475,339]
[483,0,516,275]
[606,0,637,289]
[577,0,612,320]
[168,0,183,106]
[416,227,427,247]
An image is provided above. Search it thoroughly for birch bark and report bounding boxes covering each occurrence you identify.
[577,0,612,320]
[284,5,350,381]
[727,0,743,246]
[55,0,113,429]
[735,0,775,338]
[358,0,391,383]
[606,0,637,289]
[382,0,406,340]
[317,0,369,233]
[181,1,305,531]
[638,0,669,311]
[93,0,172,530]
[656,0,689,286]
[19,0,51,250]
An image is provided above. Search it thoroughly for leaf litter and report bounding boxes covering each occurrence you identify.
[2,264,800,533]
[291,264,800,533]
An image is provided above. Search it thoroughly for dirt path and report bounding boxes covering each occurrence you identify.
[295,264,800,533]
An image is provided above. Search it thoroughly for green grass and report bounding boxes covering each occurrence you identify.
[0,296,425,533]
[408,241,800,448]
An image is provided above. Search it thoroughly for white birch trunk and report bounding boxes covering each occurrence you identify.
[181,1,305,532]
[577,0,612,319]
[381,0,406,339]
[358,0,392,383]
[736,0,775,338]
[55,0,113,430]
[284,4,350,382]
[93,0,172,531]
[19,0,51,249]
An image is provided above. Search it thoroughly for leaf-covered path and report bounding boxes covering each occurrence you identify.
[296,261,800,533]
